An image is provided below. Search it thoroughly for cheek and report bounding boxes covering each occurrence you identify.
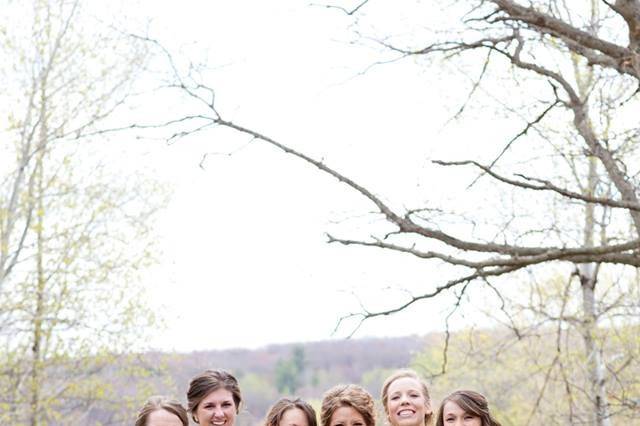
[195,406,209,419]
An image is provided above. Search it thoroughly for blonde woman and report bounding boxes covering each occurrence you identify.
[381,369,434,426]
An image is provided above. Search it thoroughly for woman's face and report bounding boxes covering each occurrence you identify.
[441,401,481,426]
[194,388,237,426]
[280,407,310,426]
[386,377,430,426]
[329,405,367,426]
[147,409,183,426]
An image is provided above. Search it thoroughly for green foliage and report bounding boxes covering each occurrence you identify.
[411,323,640,425]
[0,0,168,423]
[275,346,306,394]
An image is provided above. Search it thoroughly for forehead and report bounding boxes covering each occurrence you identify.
[148,409,183,426]
[202,387,235,403]
[331,406,365,422]
[281,407,310,425]
[443,401,465,415]
[388,377,422,394]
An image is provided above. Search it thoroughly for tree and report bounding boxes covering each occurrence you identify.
[0,0,166,423]
[275,346,306,394]
[410,277,640,425]
[144,1,639,424]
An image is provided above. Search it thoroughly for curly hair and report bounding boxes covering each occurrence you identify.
[435,390,502,426]
[320,384,375,426]
[265,397,318,426]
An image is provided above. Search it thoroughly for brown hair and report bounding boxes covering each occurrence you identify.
[187,369,242,422]
[320,384,375,426]
[135,395,188,426]
[435,390,502,426]
[381,369,433,426]
[265,397,318,426]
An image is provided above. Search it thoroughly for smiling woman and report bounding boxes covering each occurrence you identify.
[265,397,318,426]
[135,395,188,426]
[381,370,434,426]
[320,384,375,426]
[435,390,502,426]
[187,369,242,425]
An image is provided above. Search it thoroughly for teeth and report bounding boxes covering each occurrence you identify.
[398,410,415,418]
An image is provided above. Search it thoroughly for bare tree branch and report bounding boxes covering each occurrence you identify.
[434,159,640,212]
[312,0,371,16]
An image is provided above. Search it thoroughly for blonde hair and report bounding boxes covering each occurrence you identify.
[381,369,433,426]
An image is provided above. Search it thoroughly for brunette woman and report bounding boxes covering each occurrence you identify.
[187,369,242,425]
[320,384,375,426]
[135,395,188,426]
[265,397,318,426]
[435,390,502,426]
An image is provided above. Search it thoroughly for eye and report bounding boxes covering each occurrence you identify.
[390,395,400,401]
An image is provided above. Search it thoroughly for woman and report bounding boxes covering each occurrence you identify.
[187,369,242,425]
[381,369,434,426]
[435,390,501,426]
[320,384,375,426]
[265,397,318,426]
[135,395,188,426]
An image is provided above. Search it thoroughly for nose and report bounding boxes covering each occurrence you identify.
[213,407,225,418]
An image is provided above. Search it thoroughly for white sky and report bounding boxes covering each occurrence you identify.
[116,0,511,352]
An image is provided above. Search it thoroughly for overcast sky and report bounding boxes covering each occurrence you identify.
[115,0,509,352]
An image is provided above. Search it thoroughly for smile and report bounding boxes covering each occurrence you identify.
[397,409,415,417]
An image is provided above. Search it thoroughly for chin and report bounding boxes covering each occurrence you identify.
[396,419,421,426]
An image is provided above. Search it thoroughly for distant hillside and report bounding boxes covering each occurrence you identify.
[32,325,640,425]
[167,334,434,386]
[93,334,437,425]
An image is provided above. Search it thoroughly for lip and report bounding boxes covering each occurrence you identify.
[397,409,416,417]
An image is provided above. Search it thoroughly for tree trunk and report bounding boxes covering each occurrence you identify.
[29,86,48,426]
[578,156,611,426]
